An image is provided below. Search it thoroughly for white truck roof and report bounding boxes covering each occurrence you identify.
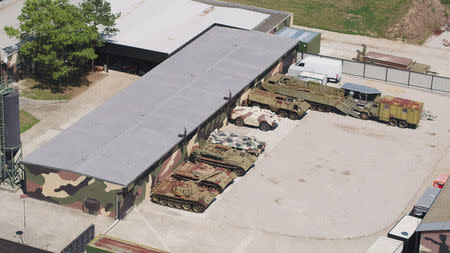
[365,236,403,253]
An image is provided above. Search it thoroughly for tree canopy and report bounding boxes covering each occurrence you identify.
[4,0,120,87]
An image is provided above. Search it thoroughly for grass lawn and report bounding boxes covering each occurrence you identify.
[20,78,90,100]
[20,110,39,133]
[224,0,411,37]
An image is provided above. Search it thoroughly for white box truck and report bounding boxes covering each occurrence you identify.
[288,56,342,82]
[287,70,327,85]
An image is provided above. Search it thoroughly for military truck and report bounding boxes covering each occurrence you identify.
[190,143,257,176]
[151,178,218,213]
[363,95,423,128]
[230,106,280,131]
[353,44,435,74]
[247,89,311,120]
[208,129,266,156]
[171,162,236,192]
[261,74,367,119]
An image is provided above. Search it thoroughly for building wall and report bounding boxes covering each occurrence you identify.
[419,231,450,253]
[23,46,297,219]
[123,46,297,213]
[25,164,122,218]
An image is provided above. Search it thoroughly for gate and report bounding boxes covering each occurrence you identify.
[61,224,95,253]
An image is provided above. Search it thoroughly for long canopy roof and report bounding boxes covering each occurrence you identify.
[23,26,298,186]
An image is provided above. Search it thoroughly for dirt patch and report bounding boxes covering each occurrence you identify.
[298,178,306,183]
[386,0,447,43]
[315,164,323,169]
[274,197,281,205]
[427,132,437,136]
[428,144,437,148]
[335,123,385,139]
[268,177,280,184]
[341,170,351,176]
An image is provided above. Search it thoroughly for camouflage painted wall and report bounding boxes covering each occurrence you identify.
[419,231,450,253]
[23,47,298,219]
[25,164,122,218]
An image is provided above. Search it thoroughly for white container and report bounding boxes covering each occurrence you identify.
[288,56,342,82]
[288,70,327,85]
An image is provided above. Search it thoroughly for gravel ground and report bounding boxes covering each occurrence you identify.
[106,75,450,252]
[294,25,450,77]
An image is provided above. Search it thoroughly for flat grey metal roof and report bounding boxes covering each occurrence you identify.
[23,26,298,186]
[275,27,320,44]
[417,182,450,232]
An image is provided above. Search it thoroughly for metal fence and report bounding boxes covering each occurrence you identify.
[298,53,450,93]
[61,224,95,253]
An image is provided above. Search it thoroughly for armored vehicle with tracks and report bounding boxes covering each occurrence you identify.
[208,129,266,156]
[261,74,367,119]
[247,89,311,120]
[172,162,236,192]
[190,144,257,176]
[230,106,280,131]
[151,178,219,213]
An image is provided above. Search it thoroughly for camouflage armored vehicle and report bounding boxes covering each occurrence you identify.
[247,89,311,120]
[172,162,236,192]
[190,144,257,176]
[230,106,280,131]
[208,129,266,156]
[151,178,219,213]
[261,74,367,119]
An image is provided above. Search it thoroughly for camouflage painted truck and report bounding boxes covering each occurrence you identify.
[247,89,311,120]
[151,178,218,213]
[261,73,367,119]
[230,106,280,131]
[171,162,236,192]
[190,143,257,176]
[362,95,423,128]
[208,129,266,156]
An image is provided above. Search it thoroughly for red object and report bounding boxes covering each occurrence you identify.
[433,174,450,189]
[20,194,28,199]
[381,96,423,110]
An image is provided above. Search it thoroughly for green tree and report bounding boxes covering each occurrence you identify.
[4,0,119,88]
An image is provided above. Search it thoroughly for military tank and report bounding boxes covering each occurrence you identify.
[151,178,219,213]
[208,129,266,156]
[190,144,257,176]
[171,162,236,192]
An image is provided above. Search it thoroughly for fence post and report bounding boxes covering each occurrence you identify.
[408,71,411,86]
[431,75,434,90]
[363,63,366,77]
[385,67,388,82]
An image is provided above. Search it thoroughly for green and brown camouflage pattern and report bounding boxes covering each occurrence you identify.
[22,50,296,218]
[150,178,219,213]
[25,164,122,218]
[171,162,236,192]
[190,144,257,176]
[247,89,311,120]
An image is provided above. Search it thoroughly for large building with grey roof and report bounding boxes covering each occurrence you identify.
[22,26,299,219]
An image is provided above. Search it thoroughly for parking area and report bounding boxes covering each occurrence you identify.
[104,75,450,252]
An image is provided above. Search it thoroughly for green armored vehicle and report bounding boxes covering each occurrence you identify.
[247,89,311,120]
[261,74,367,119]
[151,178,219,213]
[190,144,257,176]
[172,162,236,192]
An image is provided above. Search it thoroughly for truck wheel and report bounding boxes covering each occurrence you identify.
[259,122,270,131]
[278,110,288,118]
[310,105,317,111]
[398,120,408,128]
[192,205,204,213]
[235,118,245,126]
[318,105,329,112]
[288,112,298,120]
[360,112,369,120]
[389,118,397,126]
